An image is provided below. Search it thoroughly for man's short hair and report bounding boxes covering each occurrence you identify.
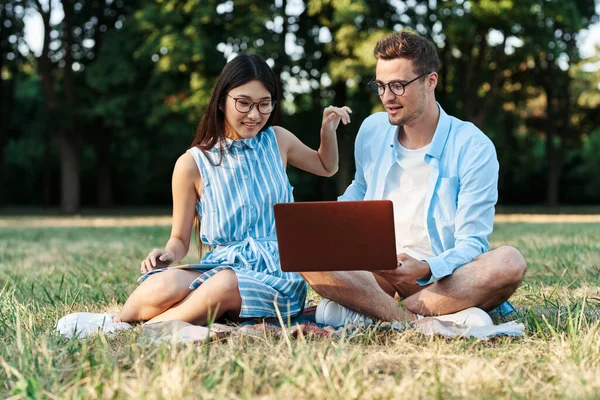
[374,32,439,75]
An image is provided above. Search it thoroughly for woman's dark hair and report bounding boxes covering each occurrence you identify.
[191,54,280,163]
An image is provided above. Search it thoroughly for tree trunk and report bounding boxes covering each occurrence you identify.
[0,131,5,205]
[272,0,288,106]
[96,122,113,207]
[0,53,6,205]
[43,130,53,206]
[57,130,80,213]
[91,0,111,207]
[544,83,560,207]
[499,113,516,204]
[35,0,58,207]
[59,0,81,213]
[463,34,506,129]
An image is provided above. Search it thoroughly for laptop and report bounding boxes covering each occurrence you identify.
[274,200,398,272]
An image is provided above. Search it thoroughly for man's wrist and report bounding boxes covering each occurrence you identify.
[419,261,432,281]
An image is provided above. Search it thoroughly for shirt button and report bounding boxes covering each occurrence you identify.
[250,205,255,209]
[248,227,253,231]
[243,175,248,179]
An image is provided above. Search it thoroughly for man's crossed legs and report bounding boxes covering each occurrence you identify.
[301,246,527,326]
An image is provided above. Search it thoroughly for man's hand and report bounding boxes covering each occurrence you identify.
[375,252,432,285]
[140,249,174,273]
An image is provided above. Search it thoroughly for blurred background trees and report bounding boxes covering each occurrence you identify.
[1,0,599,212]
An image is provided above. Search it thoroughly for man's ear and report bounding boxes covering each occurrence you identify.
[427,72,438,92]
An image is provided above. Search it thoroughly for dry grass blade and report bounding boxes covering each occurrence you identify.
[0,220,600,398]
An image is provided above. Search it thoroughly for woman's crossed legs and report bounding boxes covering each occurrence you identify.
[114,269,242,325]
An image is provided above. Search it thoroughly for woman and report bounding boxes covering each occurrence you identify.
[56,54,352,338]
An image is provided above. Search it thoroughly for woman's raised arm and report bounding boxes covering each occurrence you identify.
[274,105,352,177]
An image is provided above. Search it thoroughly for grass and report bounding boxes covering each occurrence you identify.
[1,221,600,399]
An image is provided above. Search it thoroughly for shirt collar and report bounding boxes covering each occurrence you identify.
[223,131,261,150]
[427,103,451,160]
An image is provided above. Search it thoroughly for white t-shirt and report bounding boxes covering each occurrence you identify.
[383,138,435,260]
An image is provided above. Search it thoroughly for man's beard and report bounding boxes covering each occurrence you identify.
[387,94,426,126]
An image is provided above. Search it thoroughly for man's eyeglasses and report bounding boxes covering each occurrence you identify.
[367,72,432,97]
[227,95,276,115]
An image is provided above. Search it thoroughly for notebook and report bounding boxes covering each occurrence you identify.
[137,263,235,283]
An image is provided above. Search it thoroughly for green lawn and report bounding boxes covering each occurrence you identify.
[1,222,600,399]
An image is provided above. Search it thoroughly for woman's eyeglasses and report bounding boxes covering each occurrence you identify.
[367,72,431,97]
[227,95,276,115]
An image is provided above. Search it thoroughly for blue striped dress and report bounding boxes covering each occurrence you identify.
[182,127,307,319]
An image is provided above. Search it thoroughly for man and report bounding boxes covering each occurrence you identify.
[304,32,527,327]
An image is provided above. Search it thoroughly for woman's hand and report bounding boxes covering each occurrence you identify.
[321,106,352,135]
[140,249,175,273]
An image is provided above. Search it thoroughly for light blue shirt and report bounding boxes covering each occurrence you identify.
[339,104,499,285]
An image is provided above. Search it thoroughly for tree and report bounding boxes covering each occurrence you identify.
[513,0,598,206]
[403,0,598,206]
[26,0,128,212]
[0,0,27,205]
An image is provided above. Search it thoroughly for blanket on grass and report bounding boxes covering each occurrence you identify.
[141,317,525,344]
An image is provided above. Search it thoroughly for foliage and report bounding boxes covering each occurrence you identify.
[0,0,599,207]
